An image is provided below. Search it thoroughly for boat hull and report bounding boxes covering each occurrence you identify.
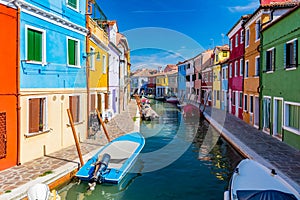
[76,132,145,184]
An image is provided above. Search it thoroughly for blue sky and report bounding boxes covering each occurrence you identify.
[99,0,259,71]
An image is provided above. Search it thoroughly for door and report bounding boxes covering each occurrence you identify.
[263,97,271,132]
[97,94,102,113]
[273,98,283,139]
[235,91,239,117]
[254,96,259,127]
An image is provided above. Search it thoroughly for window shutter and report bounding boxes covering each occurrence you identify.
[29,99,40,133]
[68,39,75,65]
[272,49,275,71]
[35,31,42,62]
[27,29,34,60]
[284,43,287,68]
[105,93,109,109]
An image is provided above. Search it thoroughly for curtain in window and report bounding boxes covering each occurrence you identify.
[29,98,40,133]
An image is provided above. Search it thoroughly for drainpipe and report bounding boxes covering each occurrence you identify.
[85,1,90,138]
[12,0,21,165]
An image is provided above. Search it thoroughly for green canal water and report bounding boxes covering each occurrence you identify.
[58,101,243,200]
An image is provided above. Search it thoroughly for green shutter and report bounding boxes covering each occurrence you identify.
[27,29,42,62]
[68,39,75,65]
[68,0,77,9]
[284,43,287,68]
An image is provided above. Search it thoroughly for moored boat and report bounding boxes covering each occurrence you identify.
[76,132,145,190]
[165,96,179,104]
[224,159,300,200]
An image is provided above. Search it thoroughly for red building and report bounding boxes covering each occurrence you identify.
[227,15,250,120]
[0,3,19,170]
[201,53,214,106]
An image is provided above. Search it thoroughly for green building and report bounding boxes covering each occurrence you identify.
[260,6,300,149]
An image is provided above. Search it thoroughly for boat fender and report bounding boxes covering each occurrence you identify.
[224,191,230,200]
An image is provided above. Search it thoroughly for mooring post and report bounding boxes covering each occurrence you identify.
[67,109,84,167]
[96,109,111,142]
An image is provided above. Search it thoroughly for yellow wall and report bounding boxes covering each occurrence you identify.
[156,75,168,87]
[213,65,221,109]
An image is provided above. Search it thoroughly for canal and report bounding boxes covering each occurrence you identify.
[58,101,243,200]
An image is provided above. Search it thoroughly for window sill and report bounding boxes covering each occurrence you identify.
[285,67,297,71]
[25,60,47,66]
[283,126,300,135]
[68,65,81,68]
[24,129,51,138]
[67,5,79,12]
[67,120,85,127]
[265,71,274,74]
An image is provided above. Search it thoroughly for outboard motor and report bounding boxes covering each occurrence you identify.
[89,153,111,190]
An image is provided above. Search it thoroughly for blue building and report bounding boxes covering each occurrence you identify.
[177,62,187,100]
[221,62,229,111]
[17,0,88,163]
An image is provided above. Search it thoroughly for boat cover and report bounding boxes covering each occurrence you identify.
[237,190,298,200]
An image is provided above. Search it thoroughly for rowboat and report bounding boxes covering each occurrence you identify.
[224,159,300,200]
[76,132,145,190]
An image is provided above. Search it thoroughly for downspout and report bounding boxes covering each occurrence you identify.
[12,0,21,166]
[85,0,90,138]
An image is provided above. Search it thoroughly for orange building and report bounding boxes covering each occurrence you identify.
[0,3,19,170]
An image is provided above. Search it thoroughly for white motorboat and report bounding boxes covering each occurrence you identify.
[224,159,300,200]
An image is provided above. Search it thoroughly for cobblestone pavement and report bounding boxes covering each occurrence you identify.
[201,105,300,192]
[0,100,139,199]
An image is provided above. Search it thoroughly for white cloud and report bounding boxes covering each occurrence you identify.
[228,1,259,13]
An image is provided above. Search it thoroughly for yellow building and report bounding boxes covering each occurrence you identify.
[87,17,109,115]
[156,73,168,97]
[212,45,229,109]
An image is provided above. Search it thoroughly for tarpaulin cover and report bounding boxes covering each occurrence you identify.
[236,190,297,200]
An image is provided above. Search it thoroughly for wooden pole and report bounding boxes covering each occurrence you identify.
[96,109,111,142]
[67,109,84,167]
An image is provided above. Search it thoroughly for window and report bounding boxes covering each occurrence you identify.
[232,91,235,106]
[245,28,250,47]
[284,102,300,134]
[216,54,219,63]
[90,94,96,112]
[255,56,260,76]
[67,37,79,67]
[266,48,275,72]
[230,39,233,51]
[240,30,244,44]
[186,75,190,82]
[69,95,80,123]
[234,61,238,77]
[90,47,95,70]
[244,94,248,111]
[103,55,107,73]
[240,58,244,76]
[250,96,254,113]
[28,98,46,133]
[67,0,78,10]
[285,39,298,69]
[187,63,190,69]
[198,73,202,80]
[27,27,45,63]
[255,19,261,41]
[217,91,220,100]
[213,91,216,106]
[245,61,249,78]
[222,68,226,80]
[229,63,232,78]
[239,92,243,108]
[223,51,228,57]
[192,74,196,81]
[235,34,239,47]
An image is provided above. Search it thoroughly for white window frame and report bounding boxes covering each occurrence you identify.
[66,0,79,12]
[240,29,244,44]
[230,39,233,51]
[245,60,249,78]
[234,61,238,77]
[229,63,232,78]
[266,47,275,72]
[240,58,244,76]
[255,56,260,77]
[244,94,248,112]
[235,34,239,47]
[245,28,250,47]
[67,36,81,68]
[25,25,47,65]
[283,101,300,135]
[239,92,243,108]
[255,19,261,42]
[285,38,298,70]
[249,95,254,114]
[102,54,107,74]
[25,96,49,137]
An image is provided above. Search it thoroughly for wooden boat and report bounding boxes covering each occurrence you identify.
[224,159,300,200]
[76,132,145,189]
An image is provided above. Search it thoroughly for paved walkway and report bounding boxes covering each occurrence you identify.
[200,104,300,193]
[0,100,140,200]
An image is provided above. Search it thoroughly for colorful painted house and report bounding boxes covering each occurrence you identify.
[18,0,88,163]
[243,2,296,128]
[177,62,187,99]
[106,20,121,115]
[227,15,250,119]
[201,58,214,106]
[0,2,18,170]
[212,45,230,109]
[166,71,178,96]
[185,59,195,99]
[117,33,130,111]
[130,69,151,95]
[156,73,168,97]
[221,61,229,111]
[261,5,300,149]
[194,50,213,103]
[147,73,157,95]
[87,7,109,121]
